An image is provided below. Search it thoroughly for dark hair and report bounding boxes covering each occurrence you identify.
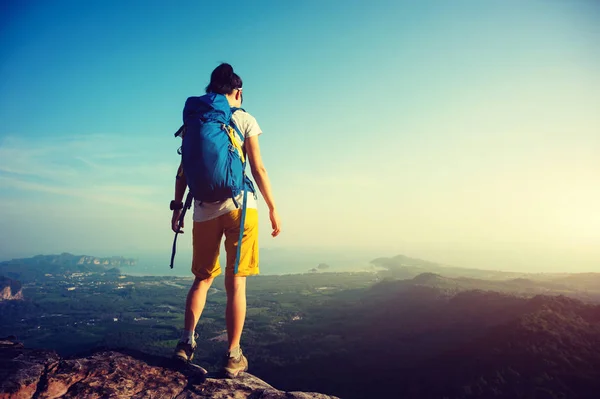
[205,63,242,94]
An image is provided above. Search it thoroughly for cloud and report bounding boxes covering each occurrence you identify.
[0,134,174,209]
[0,176,159,209]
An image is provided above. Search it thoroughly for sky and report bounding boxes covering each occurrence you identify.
[0,0,599,273]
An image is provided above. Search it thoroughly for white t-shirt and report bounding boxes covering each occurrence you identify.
[192,110,262,222]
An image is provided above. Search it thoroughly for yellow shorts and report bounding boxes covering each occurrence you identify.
[191,208,259,279]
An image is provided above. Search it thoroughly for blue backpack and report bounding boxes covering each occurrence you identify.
[169,93,255,272]
[180,93,254,203]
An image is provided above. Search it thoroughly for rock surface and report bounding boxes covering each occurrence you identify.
[0,277,23,301]
[0,338,339,399]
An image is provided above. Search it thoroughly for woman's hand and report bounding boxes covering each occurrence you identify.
[269,208,281,237]
[171,210,184,233]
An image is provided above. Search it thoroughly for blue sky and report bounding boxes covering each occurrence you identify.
[1,1,599,272]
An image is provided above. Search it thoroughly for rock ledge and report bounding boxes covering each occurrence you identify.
[0,338,339,399]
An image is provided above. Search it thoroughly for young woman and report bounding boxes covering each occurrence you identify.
[170,63,281,377]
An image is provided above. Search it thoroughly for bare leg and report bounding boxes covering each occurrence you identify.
[225,275,247,351]
[184,276,215,332]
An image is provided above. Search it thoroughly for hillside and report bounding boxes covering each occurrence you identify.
[411,295,600,398]
[250,282,600,399]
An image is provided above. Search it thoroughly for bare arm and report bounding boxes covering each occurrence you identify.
[174,162,186,203]
[245,135,281,237]
[245,136,275,210]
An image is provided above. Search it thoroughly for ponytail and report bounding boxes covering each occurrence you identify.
[205,63,243,94]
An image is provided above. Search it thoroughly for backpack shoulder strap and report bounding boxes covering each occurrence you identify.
[229,107,246,143]
[230,121,244,144]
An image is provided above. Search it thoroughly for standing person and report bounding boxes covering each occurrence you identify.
[170,63,281,377]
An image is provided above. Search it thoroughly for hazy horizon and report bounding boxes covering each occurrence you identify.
[1,245,597,275]
[1,1,598,273]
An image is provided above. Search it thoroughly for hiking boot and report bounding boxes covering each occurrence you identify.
[173,341,196,362]
[222,350,248,378]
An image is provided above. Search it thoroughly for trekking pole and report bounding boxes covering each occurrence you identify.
[169,192,193,269]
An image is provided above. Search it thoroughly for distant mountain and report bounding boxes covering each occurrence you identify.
[390,272,599,303]
[0,276,22,301]
[548,273,600,291]
[371,255,600,302]
[23,253,137,267]
[371,254,527,280]
[0,253,136,281]
[372,254,443,269]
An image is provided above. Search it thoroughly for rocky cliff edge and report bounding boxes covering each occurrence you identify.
[0,338,339,399]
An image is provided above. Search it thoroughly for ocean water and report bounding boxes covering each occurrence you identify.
[123,248,383,277]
